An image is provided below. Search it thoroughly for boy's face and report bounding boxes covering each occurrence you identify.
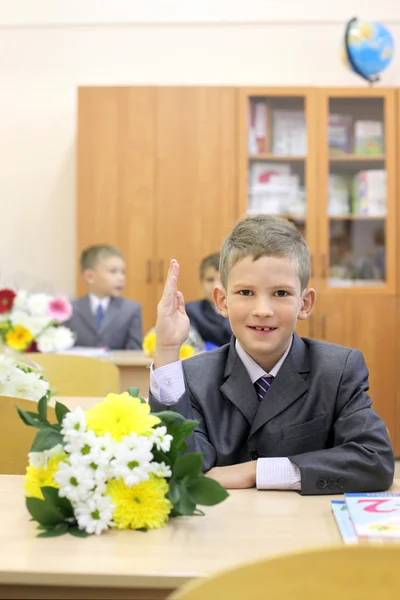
[83,256,126,298]
[213,255,315,372]
[201,265,220,303]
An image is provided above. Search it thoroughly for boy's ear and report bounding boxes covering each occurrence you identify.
[82,268,95,286]
[213,284,229,318]
[297,287,316,321]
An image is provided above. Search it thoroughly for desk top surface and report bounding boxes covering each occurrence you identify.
[1,475,398,590]
[107,351,152,367]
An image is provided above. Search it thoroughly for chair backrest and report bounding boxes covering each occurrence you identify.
[170,545,400,599]
[28,353,120,396]
[0,396,57,474]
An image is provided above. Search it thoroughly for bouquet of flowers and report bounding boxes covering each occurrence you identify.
[18,389,228,537]
[0,288,75,353]
[0,352,50,402]
[143,326,204,360]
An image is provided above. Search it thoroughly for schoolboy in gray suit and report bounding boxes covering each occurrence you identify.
[149,215,394,495]
[67,245,142,350]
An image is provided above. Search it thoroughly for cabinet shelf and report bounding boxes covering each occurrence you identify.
[329,215,386,220]
[249,154,306,161]
[329,154,385,162]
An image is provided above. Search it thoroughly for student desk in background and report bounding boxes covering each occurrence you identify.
[107,350,151,396]
[1,476,398,600]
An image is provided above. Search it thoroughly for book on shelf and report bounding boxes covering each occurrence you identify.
[248,100,269,154]
[332,493,400,544]
[328,114,352,155]
[352,170,386,216]
[354,120,384,156]
[271,109,306,156]
[248,162,305,216]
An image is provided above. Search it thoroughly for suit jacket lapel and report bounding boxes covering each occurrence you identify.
[99,297,120,334]
[249,334,310,437]
[220,338,259,425]
[75,296,97,335]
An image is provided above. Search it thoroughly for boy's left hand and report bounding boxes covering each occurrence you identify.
[205,462,257,489]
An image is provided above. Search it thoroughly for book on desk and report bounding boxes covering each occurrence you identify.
[332,493,400,544]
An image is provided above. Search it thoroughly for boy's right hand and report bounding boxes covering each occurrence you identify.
[154,259,190,368]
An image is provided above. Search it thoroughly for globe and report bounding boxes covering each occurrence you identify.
[342,20,394,80]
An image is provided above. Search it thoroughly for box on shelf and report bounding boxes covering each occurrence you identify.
[328,175,351,216]
[248,162,305,216]
[271,109,307,156]
[352,170,387,216]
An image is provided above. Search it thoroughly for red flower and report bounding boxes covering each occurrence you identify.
[26,340,38,353]
[0,289,16,314]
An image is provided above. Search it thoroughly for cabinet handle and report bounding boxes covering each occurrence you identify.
[146,260,152,284]
[158,260,165,284]
[321,254,328,279]
[321,315,327,339]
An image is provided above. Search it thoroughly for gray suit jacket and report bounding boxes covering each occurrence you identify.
[149,334,394,495]
[67,296,142,350]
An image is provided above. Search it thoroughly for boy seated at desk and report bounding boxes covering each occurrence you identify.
[67,244,142,350]
[149,215,394,494]
[185,252,232,349]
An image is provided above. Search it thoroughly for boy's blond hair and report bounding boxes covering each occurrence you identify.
[219,215,310,291]
[80,245,124,272]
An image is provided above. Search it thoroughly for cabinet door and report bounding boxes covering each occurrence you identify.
[77,87,157,333]
[155,87,238,303]
[317,295,398,453]
[318,89,396,295]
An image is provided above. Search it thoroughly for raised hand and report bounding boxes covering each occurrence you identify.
[154,260,190,367]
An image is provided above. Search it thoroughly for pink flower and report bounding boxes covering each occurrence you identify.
[47,296,72,323]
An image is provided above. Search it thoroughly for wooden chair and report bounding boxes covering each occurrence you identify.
[170,545,400,599]
[0,396,57,474]
[28,353,120,396]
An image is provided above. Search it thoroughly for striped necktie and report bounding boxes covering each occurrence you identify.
[254,376,273,401]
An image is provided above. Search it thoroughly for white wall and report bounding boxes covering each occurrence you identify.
[0,1,398,295]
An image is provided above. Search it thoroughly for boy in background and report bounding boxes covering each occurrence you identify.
[185,253,232,348]
[68,245,142,350]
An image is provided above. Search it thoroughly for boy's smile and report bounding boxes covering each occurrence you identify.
[213,255,315,371]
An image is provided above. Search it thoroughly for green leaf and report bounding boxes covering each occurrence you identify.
[152,411,186,425]
[167,480,180,505]
[26,497,65,526]
[38,396,48,421]
[41,487,74,519]
[68,527,91,538]
[37,523,69,538]
[174,485,197,516]
[187,476,229,506]
[55,401,70,426]
[127,386,140,398]
[173,453,203,480]
[30,428,63,452]
[16,407,49,429]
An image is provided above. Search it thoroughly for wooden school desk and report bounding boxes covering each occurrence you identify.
[107,351,151,396]
[1,476,398,599]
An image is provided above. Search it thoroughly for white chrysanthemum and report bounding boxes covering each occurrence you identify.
[54,460,96,503]
[150,425,173,453]
[13,289,28,312]
[37,326,75,353]
[61,407,87,439]
[110,434,154,487]
[10,310,50,337]
[1,369,48,402]
[28,444,65,468]
[27,293,51,317]
[74,493,115,535]
[0,354,16,383]
[150,461,172,479]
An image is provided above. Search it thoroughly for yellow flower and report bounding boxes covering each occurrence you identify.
[107,475,172,530]
[179,344,194,360]
[23,454,66,499]
[85,392,160,441]
[143,331,156,357]
[6,325,33,351]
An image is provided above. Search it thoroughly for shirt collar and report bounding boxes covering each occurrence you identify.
[89,294,110,315]
[235,336,292,384]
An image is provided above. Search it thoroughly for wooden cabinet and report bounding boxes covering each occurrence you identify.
[238,86,398,452]
[77,87,238,333]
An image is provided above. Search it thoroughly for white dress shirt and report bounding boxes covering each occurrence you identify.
[150,338,301,491]
[89,294,110,316]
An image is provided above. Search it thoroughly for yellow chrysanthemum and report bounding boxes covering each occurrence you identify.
[85,392,160,441]
[107,475,172,530]
[6,325,33,351]
[179,344,194,360]
[143,331,156,357]
[23,454,66,499]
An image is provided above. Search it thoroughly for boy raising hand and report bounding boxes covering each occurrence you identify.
[149,215,394,494]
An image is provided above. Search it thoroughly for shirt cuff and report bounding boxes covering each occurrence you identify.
[150,361,185,405]
[256,458,301,490]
